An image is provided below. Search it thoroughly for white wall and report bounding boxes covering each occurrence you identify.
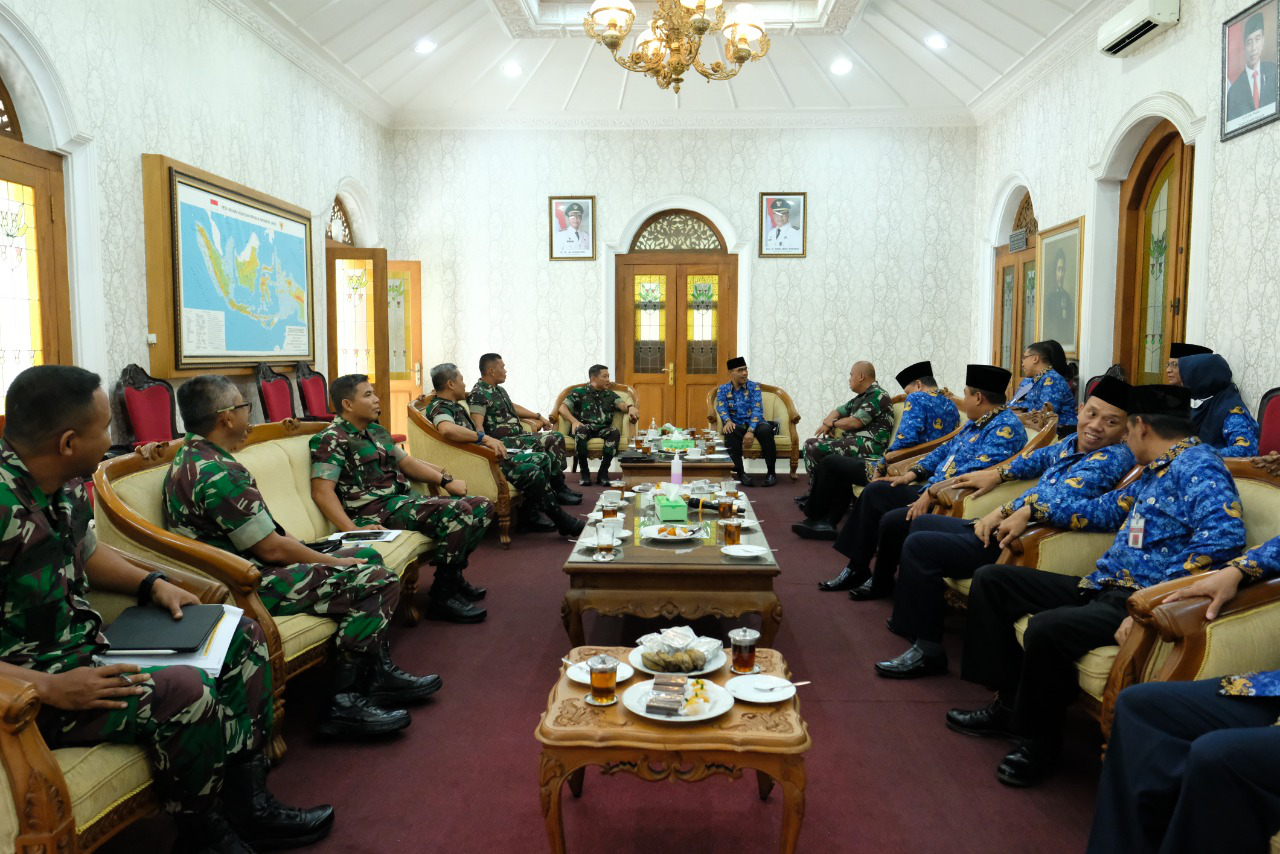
[386,126,977,426]
[973,0,1280,406]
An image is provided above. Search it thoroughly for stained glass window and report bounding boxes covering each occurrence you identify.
[327,198,353,245]
[0,75,22,142]
[633,274,666,373]
[387,271,412,378]
[1140,161,1174,384]
[0,179,40,412]
[686,274,718,374]
[632,213,722,251]
[1021,262,1036,353]
[335,258,375,380]
[999,266,1015,371]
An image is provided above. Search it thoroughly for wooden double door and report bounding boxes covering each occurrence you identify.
[615,253,737,427]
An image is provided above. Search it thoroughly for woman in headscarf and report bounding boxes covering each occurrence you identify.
[1177,353,1260,457]
[1010,340,1078,433]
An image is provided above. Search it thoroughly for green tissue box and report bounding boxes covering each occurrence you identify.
[653,495,689,522]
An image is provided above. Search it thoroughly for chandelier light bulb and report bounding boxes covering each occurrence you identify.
[590,0,636,30]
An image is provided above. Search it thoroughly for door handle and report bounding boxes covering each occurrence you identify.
[668,362,674,386]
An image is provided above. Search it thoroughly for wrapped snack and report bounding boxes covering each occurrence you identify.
[690,637,723,661]
[658,626,697,650]
[636,632,666,652]
[645,692,683,717]
[653,674,689,693]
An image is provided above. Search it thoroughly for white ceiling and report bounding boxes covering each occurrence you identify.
[233,0,1108,128]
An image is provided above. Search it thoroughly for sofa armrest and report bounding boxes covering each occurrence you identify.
[935,480,1029,520]
[997,526,1112,578]
[0,673,76,851]
[884,426,961,466]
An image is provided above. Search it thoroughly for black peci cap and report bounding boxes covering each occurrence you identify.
[965,364,1012,396]
[1127,384,1193,419]
[1088,376,1131,412]
[726,356,747,370]
[895,361,932,389]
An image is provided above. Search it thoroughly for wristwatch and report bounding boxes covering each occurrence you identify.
[474,430,486,444]
[138,570,168,607]
[440,473,454,487]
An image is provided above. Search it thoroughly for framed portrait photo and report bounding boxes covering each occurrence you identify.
[1222,0,1280,141]
[1035,217,1085,359]
[759,192,806,257]
[549,195,596,260]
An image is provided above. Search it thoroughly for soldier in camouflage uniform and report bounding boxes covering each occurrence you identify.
[557,364,639,486]
[164,375,440,742]
[312,374,493,624]
[0,365,332,853]
[423,363,585,538]
[802,361,894,489]
[468,352,582,505]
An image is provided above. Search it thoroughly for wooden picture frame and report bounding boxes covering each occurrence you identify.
[142,154,314,376]
[759,192,806,258]
[1035,217,1085,359]
[1222,0,1280,141]
[549,195,596,260]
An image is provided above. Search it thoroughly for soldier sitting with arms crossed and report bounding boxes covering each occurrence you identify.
[310,374,495,624]
[0,365,333,853]
[164,375,438,741]
[558,364,639,487]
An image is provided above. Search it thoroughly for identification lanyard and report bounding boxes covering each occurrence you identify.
[1128,513,1146,549]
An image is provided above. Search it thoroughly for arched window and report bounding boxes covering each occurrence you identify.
[0,75,22,142]
[991,193,1038,387]
[631,211,724,251]
[326,197,353,245]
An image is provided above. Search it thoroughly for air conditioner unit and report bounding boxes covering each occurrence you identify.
[1097,0,1180,56]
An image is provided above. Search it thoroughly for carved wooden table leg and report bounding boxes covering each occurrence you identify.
[777,756,807,854]
[756,769,774,801]
[539,751,572,854]
[758,595,782,647]
[561,593,586,646]
[568,767,586,798]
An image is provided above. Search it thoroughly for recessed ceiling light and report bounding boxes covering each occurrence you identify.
[502,60,523,77]
[414,38,437,55]
[925,34,947,50]
[830,57,853,75]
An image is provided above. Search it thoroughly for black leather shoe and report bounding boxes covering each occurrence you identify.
[848,578,893,601]
[315,693,410,739]
[945,698,1014,739]
[424,595,487,623]
[762,473,777,487]
[997,741,1057,788]
[579,473,594,486]
[224,754,335,850]
[458,577,487,601]
[736,474,755,488]
[793,491,810,504]
[173,811,255,854]
[556,488,584,505]
[363,641,443,707]
[818,565,867,591]
[517,512,557,533]
[595,471,612,486]
[792,518,837,540]
[874,646,948,679]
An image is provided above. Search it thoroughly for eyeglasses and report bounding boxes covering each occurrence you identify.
[216,403,251,414]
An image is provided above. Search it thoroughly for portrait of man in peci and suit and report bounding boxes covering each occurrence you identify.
[1223,2,1280,140]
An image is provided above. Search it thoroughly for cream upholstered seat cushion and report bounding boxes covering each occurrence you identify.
[277,614,339,664]
[558,387,636,456]
[406,411,517,503]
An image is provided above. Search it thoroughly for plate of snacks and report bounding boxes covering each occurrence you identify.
[622,678,735,722]
[639,524,703,541]
[629,626,726,675]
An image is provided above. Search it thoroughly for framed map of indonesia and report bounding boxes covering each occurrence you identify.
[143,155,315,374]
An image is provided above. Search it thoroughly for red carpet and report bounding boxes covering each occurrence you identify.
[105,476,1098,852]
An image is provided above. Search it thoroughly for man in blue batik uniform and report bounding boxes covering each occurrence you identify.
[875,377,1136,679]
[1088,535,1280,853]
[714,356,777,487]
[817,364,1026,600]
[795,360,960,537]
[949,385,1247,788]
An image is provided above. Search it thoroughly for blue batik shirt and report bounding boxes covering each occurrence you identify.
[998,436,1137,517]
[1032,438,1245,591]
[1013,369,1078,429]
[1218,536,1280,700]
[908,406,1026,491]
[1211,406,1261,458]
[715,380,763,430]
[885,388,960,454]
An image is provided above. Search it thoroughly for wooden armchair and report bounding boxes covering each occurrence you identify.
[704,383,802,480]
[0,558,226,853]
[407,397,522,548]
[846,393,968,499]
[549,382,637,472]
[930,416,1060,519]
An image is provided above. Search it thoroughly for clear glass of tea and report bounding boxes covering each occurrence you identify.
[728,628,760,674]
[586,654,620,704]
[722,517,743,546]
[600,500,620,519]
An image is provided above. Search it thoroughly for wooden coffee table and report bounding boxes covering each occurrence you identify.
[561,493,782,646]
[618,457,735,487]
[536,645,811,854]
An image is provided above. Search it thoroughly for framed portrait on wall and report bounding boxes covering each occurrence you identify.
[1035,218,1084,359]
[549,196,596,260]
[759,192,806,257]
[1222,0,1280,141]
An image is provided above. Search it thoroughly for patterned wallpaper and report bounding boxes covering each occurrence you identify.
[973,0,1280,406]
[385,126,977,427]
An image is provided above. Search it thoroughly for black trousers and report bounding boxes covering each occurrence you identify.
[889,514,1002,643]
[831,480,918,583]
[961,565,1131,746]
[723,420,776,474]
[1089,679,1280,854]
[805,454,871,521]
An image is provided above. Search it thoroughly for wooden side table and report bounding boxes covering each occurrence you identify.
[535,646,811,853]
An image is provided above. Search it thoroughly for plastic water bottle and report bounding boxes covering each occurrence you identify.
[671,452,683,485]
[649,417,658,438]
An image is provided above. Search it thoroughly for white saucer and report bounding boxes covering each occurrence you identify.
[586,511,627,523]
[725,674,796,703]
[565,661,636,685]
[721,544,768,558]
[716,518,759,529]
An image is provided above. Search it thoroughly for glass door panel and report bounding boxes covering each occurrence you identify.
[685,273,718,375]
[334,257,375,379]
[0,178,39,412]
[1139,160,1174,385]
[999,265,1015,371]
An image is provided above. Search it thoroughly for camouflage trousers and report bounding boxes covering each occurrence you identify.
[258,546,398,653]
[498,452,555,504]
[360,493,494,567]
[573,424,621,457]
[803,434,888,486]
[37,616,272,814]
[503,431,567,476]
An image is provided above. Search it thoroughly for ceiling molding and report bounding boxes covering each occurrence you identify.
[208,0,395,126]
[487,0,871,39]
[969,0,1126,124]
[390,106,975,131]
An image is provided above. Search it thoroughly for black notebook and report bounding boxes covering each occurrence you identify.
[103,604,225,654]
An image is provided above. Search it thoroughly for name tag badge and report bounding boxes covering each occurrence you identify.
[942,455,955,471]
[1128,514,1145,549]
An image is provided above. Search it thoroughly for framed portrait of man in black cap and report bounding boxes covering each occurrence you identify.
[549,196,596,260]
[759,192,806,257]
[1222,0,1280,141]
[1035,217,1084,358]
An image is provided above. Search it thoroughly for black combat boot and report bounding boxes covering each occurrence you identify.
[223,753,335,850]
[172,810,255,854]
[315,653,410,739]
[577,447,593,486]
[553,472,583,505]
[544,501,586,537]
[457,573,487,601]
[363,639,442,707]
[424,567,487,623]
[516,501,556,533]
[595,453,614,485]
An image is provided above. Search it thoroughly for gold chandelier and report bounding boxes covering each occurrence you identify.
[584,0,769,94]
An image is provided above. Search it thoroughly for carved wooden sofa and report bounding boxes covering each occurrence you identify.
[702,382,802,480]
[0,559,225,853]
[845,392,969,499]
[92,421,435,757]
[549,382,637,473]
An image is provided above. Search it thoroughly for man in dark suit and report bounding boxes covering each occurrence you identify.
[1227,12,1277,122]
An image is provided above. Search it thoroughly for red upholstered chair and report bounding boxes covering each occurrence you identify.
[254,363,297,422]
[1259,387,1280,455]
[114,364,179,446]
[294,362,334,422]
